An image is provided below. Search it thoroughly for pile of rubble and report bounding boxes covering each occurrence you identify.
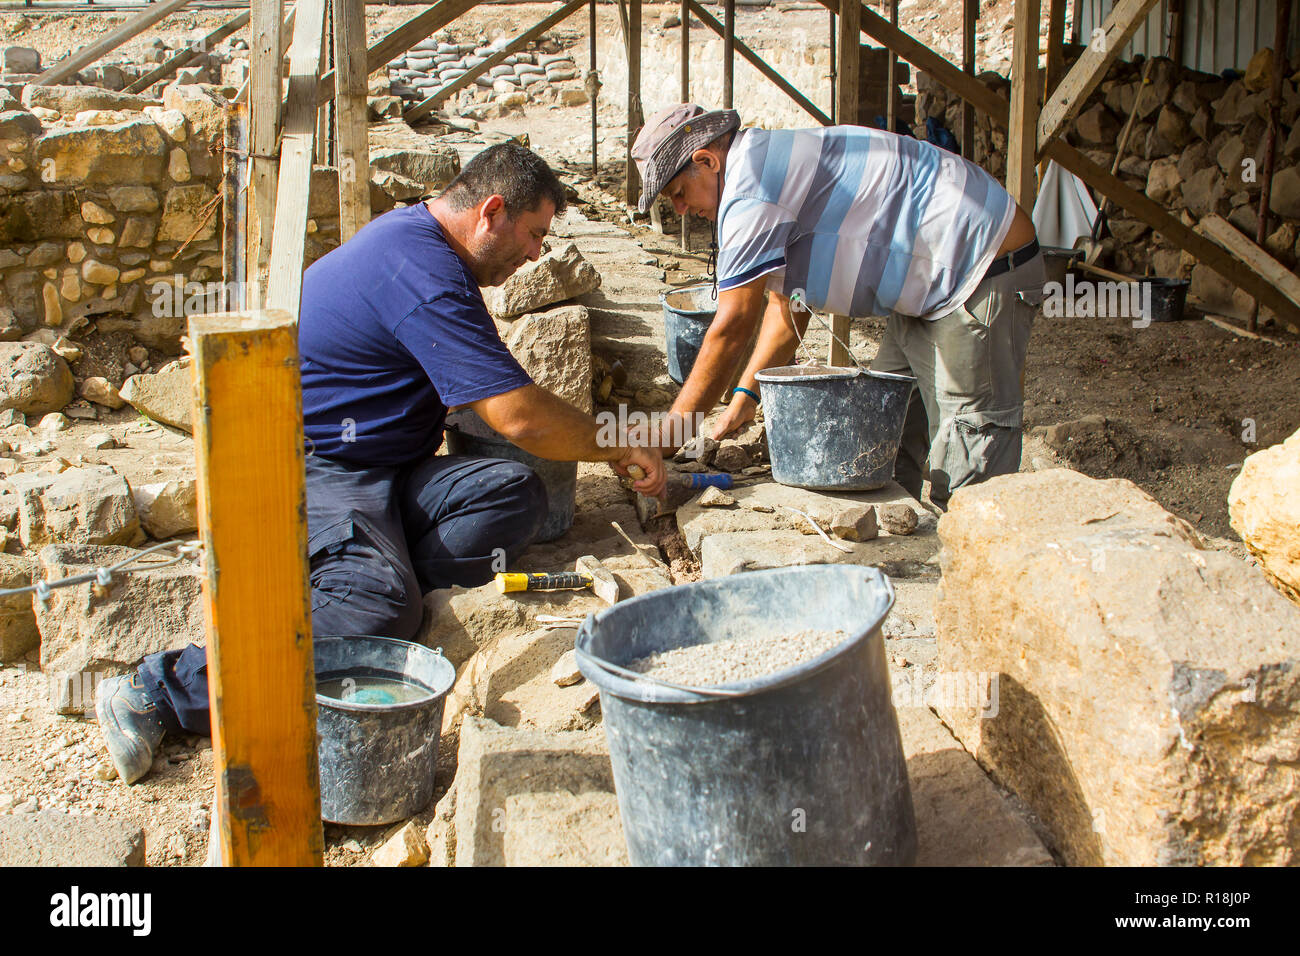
[1,38,239,96]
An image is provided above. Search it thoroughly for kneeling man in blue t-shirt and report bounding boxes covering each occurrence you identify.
[97,143,667,784]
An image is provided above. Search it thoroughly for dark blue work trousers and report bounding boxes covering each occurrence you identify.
[138,451,546,736]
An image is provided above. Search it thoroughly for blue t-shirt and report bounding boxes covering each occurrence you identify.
[299,203,532,467]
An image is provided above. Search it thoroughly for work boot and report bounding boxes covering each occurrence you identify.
[95,672,165,785]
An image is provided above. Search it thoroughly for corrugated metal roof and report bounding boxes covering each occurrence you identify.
[1076,0,1298,74]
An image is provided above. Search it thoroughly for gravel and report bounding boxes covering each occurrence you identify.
[626,629,850,687]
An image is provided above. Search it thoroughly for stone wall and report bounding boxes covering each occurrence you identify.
[0,82,350,351]
[916,49,1300,313]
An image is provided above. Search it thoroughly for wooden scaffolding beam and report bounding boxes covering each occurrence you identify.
[125,11,251,94]
[817,0,1300,331]
[1037,0,1163,154]
[333,0,371,241]
[191,309,322,868]
[247,0,287,311]
[33,0,193,86]
[405,0,588,123]
[1044,0,1068,94]
[961,0,976,157]
[266,0,329,316]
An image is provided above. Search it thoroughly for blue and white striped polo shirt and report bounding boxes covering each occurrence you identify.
[716,126,1016,320]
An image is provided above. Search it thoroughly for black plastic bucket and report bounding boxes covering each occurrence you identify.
[661,283,716,384]
[754,365,916,491]
[444,417,576,542]
[1142,277,1190,322]
[315,635,455,826]
[575,564,916,866]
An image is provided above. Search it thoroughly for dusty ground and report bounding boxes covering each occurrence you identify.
[1,2,1295,866]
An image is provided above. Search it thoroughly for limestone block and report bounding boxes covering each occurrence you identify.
[156,185,216,243]
[503,791,628,866]
[0,552,38,662]
[368,145,461,192]
[451,716,617,866]
[119,364,193,432]
[9,466,144,549]
[21,86,153,116]
[131,478,198,539]
[1229,428,1300,601]
[35,543,202,692]
[934,469,1300,866]
[503,305,592,413]
[34,120,167,185]
[482,243,601,319]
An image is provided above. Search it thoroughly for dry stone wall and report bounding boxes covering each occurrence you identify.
[916,49,1300,312]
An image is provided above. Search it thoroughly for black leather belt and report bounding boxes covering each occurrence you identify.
[983,239,1040,280]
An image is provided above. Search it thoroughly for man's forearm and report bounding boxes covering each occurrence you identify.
[735,293,805,395]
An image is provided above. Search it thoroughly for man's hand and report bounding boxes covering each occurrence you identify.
[710,391,757,440]
[611,443,668,499]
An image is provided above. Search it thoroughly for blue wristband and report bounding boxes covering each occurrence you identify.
[732,386,760,403]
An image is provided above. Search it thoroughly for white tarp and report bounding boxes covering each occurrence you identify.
[1032,160,1099,250]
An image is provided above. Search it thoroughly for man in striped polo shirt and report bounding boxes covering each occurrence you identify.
[631,104,1045,510]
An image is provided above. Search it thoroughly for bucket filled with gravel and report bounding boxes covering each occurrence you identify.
[575,564,915,866]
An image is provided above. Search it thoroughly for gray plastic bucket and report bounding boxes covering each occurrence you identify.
[444,419,576,542]
[755,365,916,491]
[661,283,716,384]
[575,564,916,866]
[315,635,455,826]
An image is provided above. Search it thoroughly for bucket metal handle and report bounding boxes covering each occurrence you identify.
[788,291,865,371]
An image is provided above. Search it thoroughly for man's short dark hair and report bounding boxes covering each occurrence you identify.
[439,142,567,219]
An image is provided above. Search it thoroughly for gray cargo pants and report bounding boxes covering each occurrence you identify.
[870,252,1045,510]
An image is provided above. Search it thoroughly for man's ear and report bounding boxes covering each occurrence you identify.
[691,148,721,174]
[478,194,508,229]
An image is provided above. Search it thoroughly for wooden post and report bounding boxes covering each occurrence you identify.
[681,0,690,250]
[836,0,860,127]
[266,0,328,316]
[591,0,599,180]
[1249,0,1292,331]
[1006,0,1041,208]
[723,0,735,108]
[190,309,322,867]
[962,0,976,158]
[247,0,286,311]
[316,0,334,166]
[333,0,371,242]
[626,0,642,212]
[828,9,836,123]
[1045,0,1067,95]
[33,0,193,86]
[886,0,897,132]
[221,103,248,311]
[828,314,851,366]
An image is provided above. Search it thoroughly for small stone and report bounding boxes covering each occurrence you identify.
[550,649,582,687]
[713,441,752,473]
[878,503,918,535]
[342,839,363,853]
[91,760,117,781]
[81,260,120,285]
[369,820,429,867]
[66,242,86,265]
[168,148,191,182]
[128,346,149,366]
[84,432,116,450]
[831,504,879,541]
[81,377,125,409]
[86,227,115,246]
[80,201,115,225]
[675,435,719,466]
[38,412,70,432]
[698,486,736,507]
